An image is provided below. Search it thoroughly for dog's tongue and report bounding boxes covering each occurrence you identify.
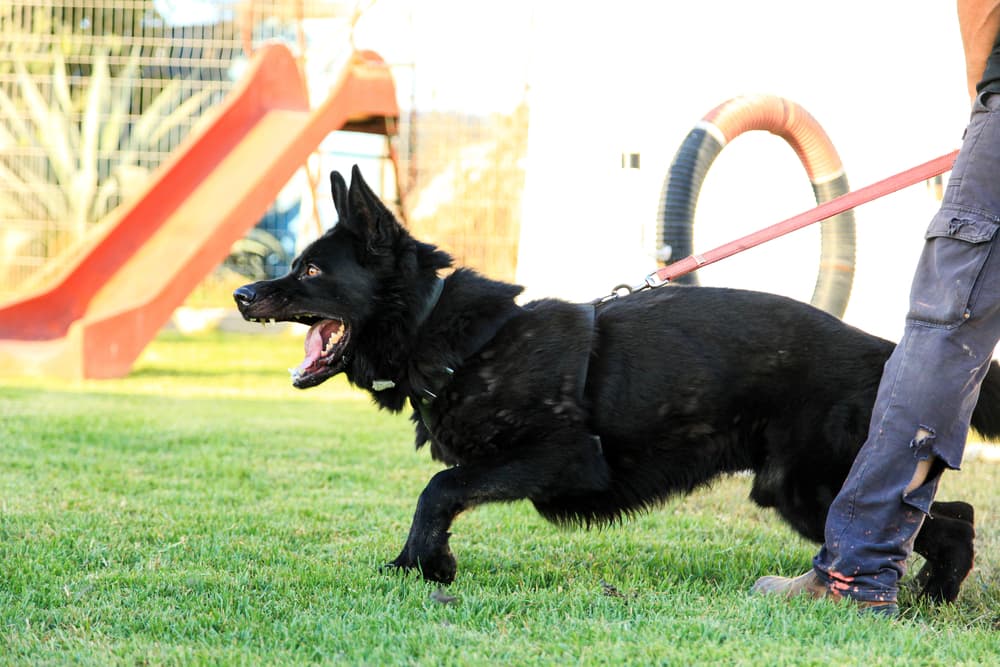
[295,319,340,374]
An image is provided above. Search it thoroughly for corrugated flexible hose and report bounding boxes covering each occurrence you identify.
[658,94,855,318]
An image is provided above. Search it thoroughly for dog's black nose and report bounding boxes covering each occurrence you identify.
[233,285,257,307]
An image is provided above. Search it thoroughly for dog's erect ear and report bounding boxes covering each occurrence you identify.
[330,171,349,224]
[345,164,400,252]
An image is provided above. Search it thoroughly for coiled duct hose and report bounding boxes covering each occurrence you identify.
[658,94,856,318]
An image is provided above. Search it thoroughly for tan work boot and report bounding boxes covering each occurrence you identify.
[752,570,899,618]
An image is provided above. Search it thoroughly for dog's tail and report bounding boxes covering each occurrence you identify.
[972,360,1000,439]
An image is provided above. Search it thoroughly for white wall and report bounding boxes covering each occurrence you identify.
[354,1,971,340]
[516,1,969,341]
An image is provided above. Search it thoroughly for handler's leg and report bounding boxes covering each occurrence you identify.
[754,91,1000,609]
[811,318,998,603]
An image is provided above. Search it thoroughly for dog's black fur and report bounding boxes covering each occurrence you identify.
[235,166,1000,602]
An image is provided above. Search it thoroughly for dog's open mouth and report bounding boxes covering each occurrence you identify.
[290,318,351,389]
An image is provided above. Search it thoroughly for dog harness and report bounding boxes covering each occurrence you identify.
[410,298,598,444]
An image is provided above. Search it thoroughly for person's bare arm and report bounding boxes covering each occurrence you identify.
[958,0,1000,99]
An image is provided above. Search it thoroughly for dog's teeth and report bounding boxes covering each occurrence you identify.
[322,328,344,355]
[269,319,276,324]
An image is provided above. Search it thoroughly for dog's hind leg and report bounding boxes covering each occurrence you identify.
[911,500,976,603]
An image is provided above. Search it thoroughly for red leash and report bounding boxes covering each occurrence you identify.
[606,149,960,300]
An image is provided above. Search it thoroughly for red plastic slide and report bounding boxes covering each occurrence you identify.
[0,44,398,379]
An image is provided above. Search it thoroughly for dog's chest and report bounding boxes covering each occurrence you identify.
[418,355,590,465]
[414,301,595,465]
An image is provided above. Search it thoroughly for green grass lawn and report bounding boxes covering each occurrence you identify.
[2,330,1000,665]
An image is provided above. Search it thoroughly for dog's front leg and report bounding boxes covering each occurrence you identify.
[387,467,462,583]
[386,462,547,584]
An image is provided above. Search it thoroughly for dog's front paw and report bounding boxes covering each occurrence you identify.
[420,548,457,584]
[384,545,457,584]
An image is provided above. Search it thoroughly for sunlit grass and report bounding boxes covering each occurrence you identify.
[1,330,999,665]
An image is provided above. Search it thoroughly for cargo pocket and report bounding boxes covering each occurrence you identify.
[907,210,1000,327]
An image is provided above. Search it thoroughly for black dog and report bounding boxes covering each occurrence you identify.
[234,166,1000,602]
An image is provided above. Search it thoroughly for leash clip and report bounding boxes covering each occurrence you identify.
[644,270,669,289]
[594,270,670,304]
[596,283,638,304]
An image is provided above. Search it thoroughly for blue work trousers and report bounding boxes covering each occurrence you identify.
[813,91,1000,602]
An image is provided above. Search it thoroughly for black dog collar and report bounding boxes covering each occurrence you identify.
[372,277,445,393]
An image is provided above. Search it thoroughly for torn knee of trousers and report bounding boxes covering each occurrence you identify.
[903,426,948,515]
[909,423,963,470]
[909,425,937,460]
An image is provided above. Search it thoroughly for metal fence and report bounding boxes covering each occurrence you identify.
[1,1,235,292]
[0,0,529,303]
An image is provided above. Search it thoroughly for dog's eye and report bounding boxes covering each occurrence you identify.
[303,264,322,278]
